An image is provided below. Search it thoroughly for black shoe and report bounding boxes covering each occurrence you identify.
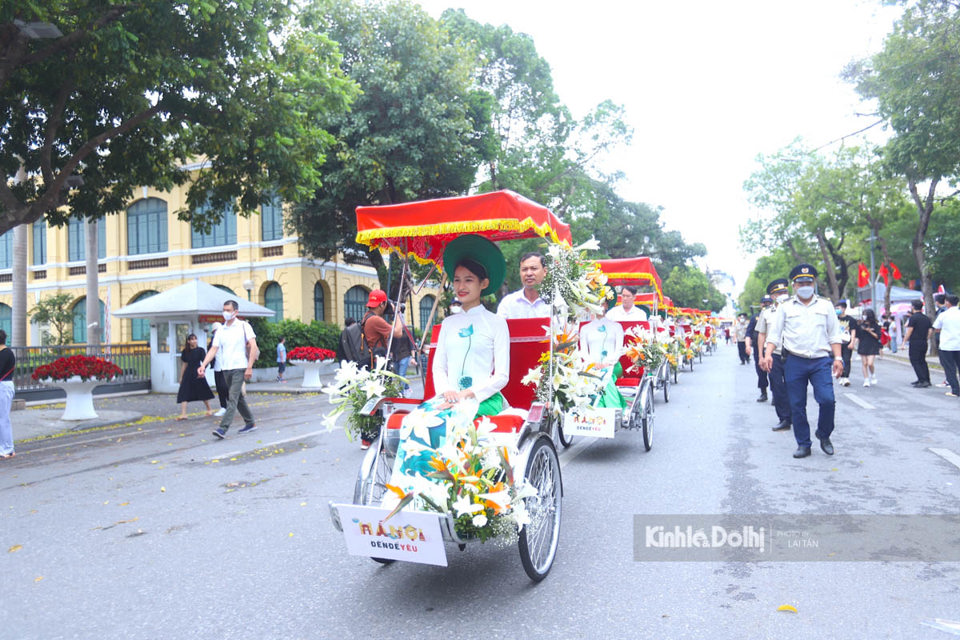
[772,419,791,432]
[238,423,257,434]
[212,427,227,440]
[916,381,931,388]
[819,438,834,456]
[756,393,768,402]
[910,380,922,386]
[793,446,811,458]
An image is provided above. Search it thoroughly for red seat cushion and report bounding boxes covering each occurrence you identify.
[616,377,642,387]
[385,410,523,434]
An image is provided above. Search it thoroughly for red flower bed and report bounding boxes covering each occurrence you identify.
[287,346,336,362]
[32,355,123,382]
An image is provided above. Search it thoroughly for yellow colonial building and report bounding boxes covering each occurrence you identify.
[0,173,438,345]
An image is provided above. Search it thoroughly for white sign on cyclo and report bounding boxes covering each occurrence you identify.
[335,504,448,566]
[563,407,616,439]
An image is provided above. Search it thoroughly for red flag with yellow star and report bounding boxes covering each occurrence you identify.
[857,263,870,288]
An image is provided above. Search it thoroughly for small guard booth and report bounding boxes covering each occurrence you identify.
[113,279,275,393]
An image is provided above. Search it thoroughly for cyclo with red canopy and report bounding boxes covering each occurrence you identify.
[327,190,567,582]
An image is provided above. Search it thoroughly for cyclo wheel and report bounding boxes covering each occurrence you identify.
[557,420,575,449]
[641,382,654,451]
[518,437,562,582]
[353,434,396,565]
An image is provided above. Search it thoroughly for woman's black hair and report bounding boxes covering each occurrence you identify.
[455,258,488,282]
[0,329,6,345]
[862,309,877,325]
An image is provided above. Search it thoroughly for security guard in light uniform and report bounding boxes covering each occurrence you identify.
[756,278,791,432]
[762,264,843,459]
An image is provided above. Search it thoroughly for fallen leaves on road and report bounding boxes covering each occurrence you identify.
[34,576,43,582]
[777,604,798,613]
[8,544,22,553]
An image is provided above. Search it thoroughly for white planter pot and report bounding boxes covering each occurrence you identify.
[290,359,334,389]
[47,376,104,421]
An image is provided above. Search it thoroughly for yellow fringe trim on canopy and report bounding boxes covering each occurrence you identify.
[355,217,570,251]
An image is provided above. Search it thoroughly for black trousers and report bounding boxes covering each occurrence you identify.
[769,354,790,422]
[737,341,748,363]
[214,370,229,409]
[840,343,852,378]
[909,340,930,384]
[753,344,768,391]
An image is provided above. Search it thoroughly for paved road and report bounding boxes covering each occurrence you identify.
[2,347,959,639]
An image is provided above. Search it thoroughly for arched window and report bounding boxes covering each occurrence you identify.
[0,303,10,337]
[67,218,106,261]
[72,297,105,344]
[191,202,237,248]
[419,295,436,332]
[264,282,283,323]
[127,198,168,254]
[343,286,369,324]
[0,231,11,269]
[130,290,159,341]
[261,193,284,241]
[32,220,46,265]
[213,284,235,295]
[314,282,326,322]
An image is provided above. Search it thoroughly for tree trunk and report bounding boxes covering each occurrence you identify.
[11,224,27,347]
[814,231,839,303]
[877,234,894,315]
[85,219,100,347]
[907,178,936,320]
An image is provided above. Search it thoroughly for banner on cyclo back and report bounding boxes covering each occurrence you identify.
[335,504,447,566]
[563,407,616,438]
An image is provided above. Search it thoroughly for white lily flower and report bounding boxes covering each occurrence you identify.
[574,236,600,252]
[477,489,511,510]
[511,502,531,532]
[453,494,484,517]
[321,413,340,431]
[472,514,488,528]
[521,366,543,387]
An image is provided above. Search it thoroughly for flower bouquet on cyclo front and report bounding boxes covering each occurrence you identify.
[379,398,537,543]
[322,357,405,441]
[623,325,668,376]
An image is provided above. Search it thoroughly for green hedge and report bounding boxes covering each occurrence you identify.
[247,318,341,369]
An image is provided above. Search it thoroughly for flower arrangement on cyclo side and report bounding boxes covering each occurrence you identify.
[321,357,405,440]
[287,346,336,362]
[623,325,669,376]
[522,323,607,415]
[32,355,122,382]
[382,416,537,543]
[538,237,613,319]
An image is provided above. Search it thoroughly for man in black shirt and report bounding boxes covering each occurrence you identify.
[904,299,933,388]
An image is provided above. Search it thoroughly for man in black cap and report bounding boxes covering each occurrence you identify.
[745,296,772,402]
[756,279,791,431]
[834,300,855,387]
[762,264,843,458]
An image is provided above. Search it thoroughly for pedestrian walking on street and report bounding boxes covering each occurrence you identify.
[756,279,792,432]
[762,263,843,459]
[176,334,214,420]
[853,308,882,387]
[746,298,771,401]
[835,301,854,387]
[207,322,228,417]
[934,293,950,387]
[735,313,749,364]
[0,330,16,459]
[276,337,287,382]
[198,300,259,439]
[933,294,960,398]
[904,299,933,388]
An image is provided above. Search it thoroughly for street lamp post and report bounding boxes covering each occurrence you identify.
[242,279,255,302]
[869,230,878,314]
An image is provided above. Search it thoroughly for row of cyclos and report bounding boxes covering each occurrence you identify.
[326,191,723,583]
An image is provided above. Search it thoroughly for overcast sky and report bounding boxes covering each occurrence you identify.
[415,0,901,293]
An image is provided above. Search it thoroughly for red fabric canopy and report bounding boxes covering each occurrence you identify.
[595,257,663,304]
[355,190,572,267]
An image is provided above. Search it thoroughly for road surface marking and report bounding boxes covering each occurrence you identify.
[25,428,152,455]
[207,429,328,461]
[845,393,876,410]
[930,448,960,472]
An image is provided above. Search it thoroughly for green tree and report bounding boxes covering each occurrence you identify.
[663,265,726,312]
[0,1,356,232]
[28,293,74,345]
[845,0,960,314]
[289,0,487,288]
[737,250,796,312]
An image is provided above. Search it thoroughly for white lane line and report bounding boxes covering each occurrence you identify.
[845,393,876,410]
[26,428,152,454]
[930,448,960,472]
[207,429,328,461]
[559,436,601,469]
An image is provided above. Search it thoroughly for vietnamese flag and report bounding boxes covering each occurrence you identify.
[857,263,870,288]
[877,264,890,286]
[890,261,902,280]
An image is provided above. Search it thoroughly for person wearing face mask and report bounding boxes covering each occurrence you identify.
[834,301,854,387]
[761,264,843,459]
[198,299,260,439]
[745,297,772,402]
[756,279,791,432]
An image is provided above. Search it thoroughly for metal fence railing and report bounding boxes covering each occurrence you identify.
[10,343,151,396]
